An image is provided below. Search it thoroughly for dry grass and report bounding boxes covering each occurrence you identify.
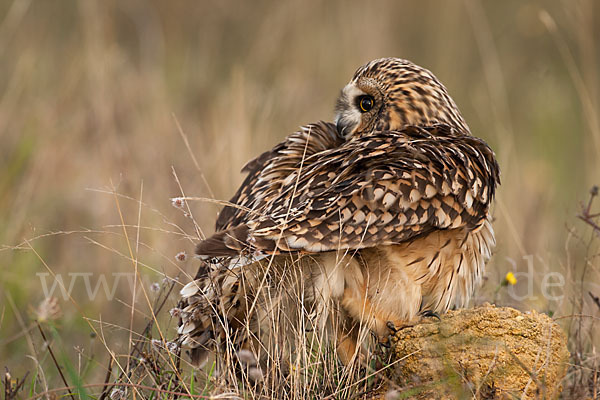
[0,0,599,398]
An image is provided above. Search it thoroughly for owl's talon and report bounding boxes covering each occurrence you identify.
[420,310,441,321]
[386,321,398,333]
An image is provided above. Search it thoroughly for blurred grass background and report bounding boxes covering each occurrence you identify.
[0,0,599,392]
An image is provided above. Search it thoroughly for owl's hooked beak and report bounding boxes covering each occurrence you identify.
[334,84,362,138]
[335,113,354,138]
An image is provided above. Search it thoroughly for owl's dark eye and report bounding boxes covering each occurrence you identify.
[358,96,374,113]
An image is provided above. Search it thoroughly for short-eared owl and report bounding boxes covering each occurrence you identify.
[178,58,500,367]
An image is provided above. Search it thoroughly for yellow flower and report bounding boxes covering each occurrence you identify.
[505,272,517,285]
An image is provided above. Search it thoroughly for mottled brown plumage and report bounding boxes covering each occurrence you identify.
[178,58,500,367]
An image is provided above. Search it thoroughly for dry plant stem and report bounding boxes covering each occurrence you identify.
[172,112,216,200]
[568,186,600,395]
[24,239,136,388]
[27,382,227,400]
[505,347,546,400]
[578,188,600,236]
[323,349,422,399]
[244,127,312,323]
[115,278,178,382]
[176,196,257,216]
[553,314,600,323]
[1,228,105,252]
[171,166,205,240]
[110,183,191,398]
[540,10,600,163]
[125,181,143,392]
[35,321,74,399]
[98,357,114,400]
[85,187,197,242]
[82,236,176,281]
[4,291,50,395]
[3,370,29,400]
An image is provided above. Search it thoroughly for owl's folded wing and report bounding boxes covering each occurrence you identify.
[198,124,499,257]
[215,121,343,232]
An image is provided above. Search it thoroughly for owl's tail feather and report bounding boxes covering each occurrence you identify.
[194,223,282,259]
[177,259,263,368]
[177,254,334,370]
[194,225,250,258]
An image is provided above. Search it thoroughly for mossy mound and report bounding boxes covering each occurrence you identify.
[381,304,569,399]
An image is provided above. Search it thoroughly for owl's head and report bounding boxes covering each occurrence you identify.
[334,58,470,138]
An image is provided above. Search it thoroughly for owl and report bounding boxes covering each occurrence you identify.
[177,58,500,368]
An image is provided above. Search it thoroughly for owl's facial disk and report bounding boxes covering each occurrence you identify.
[334,79,383,138]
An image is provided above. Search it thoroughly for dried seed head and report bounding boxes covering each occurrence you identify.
[175,251,187,262]
[171,197,185,210]
[150,282,160,292]
[169,307,181,318]
[36,297,62,322]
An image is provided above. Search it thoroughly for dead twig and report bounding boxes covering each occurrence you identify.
[36,321,74,398]
[98,357,113,400]
[590,292,600,312]
[578,186,600,236]
[3,368,29,400]
[27,382,232,400]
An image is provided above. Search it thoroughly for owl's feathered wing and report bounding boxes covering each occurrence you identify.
[214,121,344,233]
[197,123,499,258]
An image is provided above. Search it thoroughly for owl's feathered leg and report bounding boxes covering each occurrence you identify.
[338,247,426,345]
